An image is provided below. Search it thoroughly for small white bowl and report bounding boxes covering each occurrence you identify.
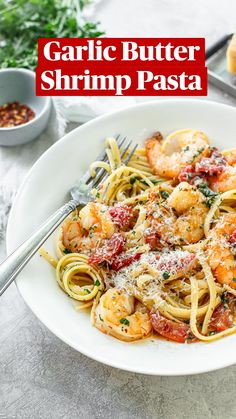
[0,68,51,146]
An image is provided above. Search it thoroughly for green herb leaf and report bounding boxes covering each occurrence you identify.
[151,179,164,185]
[160,191,169,200]
[162,271,170,279]
[84,288,90,294]
[130,176,138,185]
[0,0,104,70]
[199,183,219,208]
[221,292,229,309]
[63,248,71,254]
[94,279,100,286]
[208,331,216,336]
[183,145,190,152]
[120,318,130,326]
[139,179,149,186]
[190,147,205,163]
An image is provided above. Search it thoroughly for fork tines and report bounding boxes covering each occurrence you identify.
[81,135,138,189]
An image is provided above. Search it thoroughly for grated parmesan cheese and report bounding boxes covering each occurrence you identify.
[112,249,196,301]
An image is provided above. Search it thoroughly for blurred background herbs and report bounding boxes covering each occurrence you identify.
[0,0,104,69]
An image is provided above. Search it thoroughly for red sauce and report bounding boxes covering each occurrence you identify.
[0,101,35,128]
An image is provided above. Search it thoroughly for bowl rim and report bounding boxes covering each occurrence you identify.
[6,98,236,376]
[0,68,51,131]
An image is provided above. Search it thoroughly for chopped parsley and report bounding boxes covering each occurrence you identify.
[191,147,205,163]
[151,179,164,185]
[233,278,236,283]
[199,183,217,198]
[84,288,91,294]
[99,314,104,322]
[89,225,97,231]
[120,318,130,326]
[199,183,218,208]
[160,191,169,200]
[162,271,170,279]
[221,292,229,309]
[139,179,149,186]
[63,248,72,254]
[94,279,100,287]
[130,176,138,185]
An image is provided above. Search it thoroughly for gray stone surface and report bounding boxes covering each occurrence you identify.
[1,284,236,419]
[1,1,236,418]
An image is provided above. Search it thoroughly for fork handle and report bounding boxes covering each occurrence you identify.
[0,199,78,296]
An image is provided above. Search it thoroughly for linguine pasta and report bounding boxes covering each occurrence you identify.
[40,130,236,344]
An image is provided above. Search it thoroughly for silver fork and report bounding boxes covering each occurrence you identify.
[0,136,138,296]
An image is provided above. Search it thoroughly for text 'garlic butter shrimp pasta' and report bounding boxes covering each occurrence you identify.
[41,130,236,344]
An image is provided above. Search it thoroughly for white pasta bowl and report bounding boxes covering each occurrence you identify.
[6,99,236,376]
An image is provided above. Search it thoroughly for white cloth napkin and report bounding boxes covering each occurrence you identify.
[53,96,136,124]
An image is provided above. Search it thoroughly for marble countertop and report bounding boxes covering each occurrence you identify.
[1,1,236,418]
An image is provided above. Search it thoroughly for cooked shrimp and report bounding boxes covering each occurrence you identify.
[146,182,208,245]
[210,165,236,193]
[221,149,236,165]
[206,213,236,290]
[208,150,236,192]
[167,181,201,213]
[94,288,152,341]
[79,202,115,236]
[145,130,210,178]
[62,202,115,252]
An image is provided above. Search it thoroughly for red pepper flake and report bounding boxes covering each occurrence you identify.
[0,101,35,128]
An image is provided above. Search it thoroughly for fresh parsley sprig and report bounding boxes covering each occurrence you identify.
[0,0,104,70]
[198,183,219,208]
